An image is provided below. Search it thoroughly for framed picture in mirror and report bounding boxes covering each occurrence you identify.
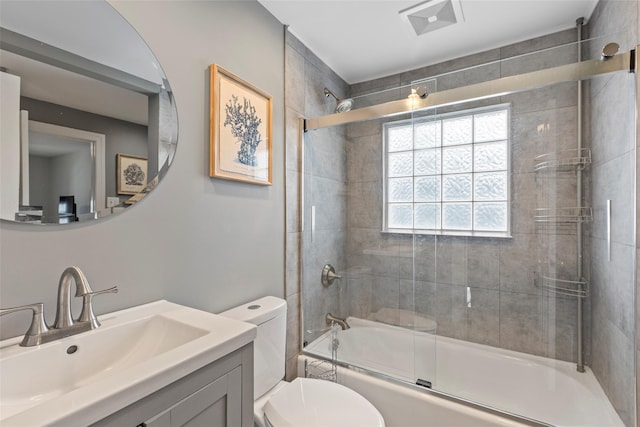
[117,154,148,195]
[209,64,272,185]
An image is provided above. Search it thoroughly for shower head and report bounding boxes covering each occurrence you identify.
[335,98,353,113]
[324,87,353,113]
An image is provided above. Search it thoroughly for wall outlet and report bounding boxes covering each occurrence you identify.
[107,197,120,208]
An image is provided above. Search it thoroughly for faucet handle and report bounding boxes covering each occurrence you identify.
[0,303,50,346]
[78,286,118,328]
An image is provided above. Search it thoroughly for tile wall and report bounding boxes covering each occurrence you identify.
[285,4,638,425]
[345,29,586,363]
[284,32,349,379]
[587,1,638,426]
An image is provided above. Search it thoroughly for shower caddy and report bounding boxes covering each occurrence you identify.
[532,18,591,373]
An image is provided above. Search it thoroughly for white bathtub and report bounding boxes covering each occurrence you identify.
[304,317,624,427]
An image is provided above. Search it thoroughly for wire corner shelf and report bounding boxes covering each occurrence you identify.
[534,207,593,223]
[533,148,592,172]
[538,275,589,298]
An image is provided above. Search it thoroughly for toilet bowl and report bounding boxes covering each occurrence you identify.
[220,296,385,427]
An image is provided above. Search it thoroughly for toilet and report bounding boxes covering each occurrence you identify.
[220,296,385,427]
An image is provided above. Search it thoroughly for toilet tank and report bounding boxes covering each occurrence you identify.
[219,296,287,399]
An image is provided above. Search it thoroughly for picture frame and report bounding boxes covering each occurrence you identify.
[209,64,272,185]
[116,153,148,195]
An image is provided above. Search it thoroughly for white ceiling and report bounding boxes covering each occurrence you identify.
[1,50,149,125]
[258,0,600,84]
[0,0,161,126]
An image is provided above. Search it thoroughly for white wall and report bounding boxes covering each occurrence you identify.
[0,0,285,339]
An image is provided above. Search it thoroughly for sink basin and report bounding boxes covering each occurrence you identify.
[0,300,256,426]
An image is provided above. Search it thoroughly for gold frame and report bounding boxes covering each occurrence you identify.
[116,153,148,195]
[209,64,272,185]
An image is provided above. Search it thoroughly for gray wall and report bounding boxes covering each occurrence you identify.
[588,1,638,426]
[0,1,285,341]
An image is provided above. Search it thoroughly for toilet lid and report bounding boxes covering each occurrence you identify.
[264,378,385,427]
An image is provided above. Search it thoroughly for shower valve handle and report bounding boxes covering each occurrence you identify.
[321,264,341,286]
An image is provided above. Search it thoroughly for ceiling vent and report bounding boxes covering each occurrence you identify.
[399,0,465,36]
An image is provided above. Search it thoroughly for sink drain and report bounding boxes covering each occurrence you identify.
[66,345,78,354]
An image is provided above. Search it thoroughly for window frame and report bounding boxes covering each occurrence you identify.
[382,103,512,238]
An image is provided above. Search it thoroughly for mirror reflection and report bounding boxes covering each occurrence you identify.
[0,0,178,225]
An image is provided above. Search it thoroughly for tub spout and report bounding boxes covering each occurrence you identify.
[326,313,350,330]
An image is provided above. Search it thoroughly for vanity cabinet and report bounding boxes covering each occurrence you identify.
[92,344,253,427]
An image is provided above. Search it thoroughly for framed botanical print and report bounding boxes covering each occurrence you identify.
[209,64,272,185]
[117,153,148,195]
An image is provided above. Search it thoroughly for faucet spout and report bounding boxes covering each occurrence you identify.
[53,266,93,329]
[326,313,350,330]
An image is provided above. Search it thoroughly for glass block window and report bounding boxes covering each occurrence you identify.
[384,105,510,236]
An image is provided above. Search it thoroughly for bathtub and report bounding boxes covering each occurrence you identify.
[303,317,624,427]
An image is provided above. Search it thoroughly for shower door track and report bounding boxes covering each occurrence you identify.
[304,46,635,131]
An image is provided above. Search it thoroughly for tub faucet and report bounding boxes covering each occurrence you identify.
[326,313,350,330]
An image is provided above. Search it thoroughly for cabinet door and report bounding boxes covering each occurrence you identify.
[144,366,242,427]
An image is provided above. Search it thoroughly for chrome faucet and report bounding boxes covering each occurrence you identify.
[0,266,117,347]
[326,313,350,330]
[54,266,93,329]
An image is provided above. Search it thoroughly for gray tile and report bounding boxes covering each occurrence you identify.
[306,127,347,182]
[511,172,536,235]
[465,287,500,347]
[285,45,306,114]
[511,106,578,174]
[414,280,437,320]
[499,291,546,357]
[400,48,501,85]
[434,283,467,341]
[285,31,309,58]
[342,267,374,318]
[465,238,501,289]
[433,61,500,92]
[351,74,402,98]
[285,107,303,172]
[347,180,382,229]
[502,82,577,115]
[500,42,577,77]
[499,28,576,59]
[499,233,539,295]
[590,152,635,246]
[434,236,471,286]
[591,316,635,427]
[591,239,635,341]
[286,169,301,233]
[285,356,298,382]
[286,232,301,297]
[537,233,579,282]
[542,293,579,363]
[413,235,437,283]
[590,72,636,167]
[606,326,635,427]
[346,117,386,139]
[286,292,301,367]
[310,175,347,232]
[347,134,382,183]
[370,275,400,314]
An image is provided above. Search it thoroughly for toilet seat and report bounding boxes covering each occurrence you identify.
[263,378,385,427]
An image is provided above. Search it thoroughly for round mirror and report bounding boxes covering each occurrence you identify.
[0,0,178,225]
